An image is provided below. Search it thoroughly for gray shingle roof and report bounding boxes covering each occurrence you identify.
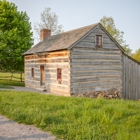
[23,23,99,55]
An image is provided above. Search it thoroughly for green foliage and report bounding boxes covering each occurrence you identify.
[0,91,140,140]
[100,16,131,54]
[131,48,140,62]
[0,0,33,72]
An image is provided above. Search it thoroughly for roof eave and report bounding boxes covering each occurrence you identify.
[99,23,125,53]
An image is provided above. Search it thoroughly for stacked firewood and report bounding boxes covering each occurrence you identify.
[72,89,122,99]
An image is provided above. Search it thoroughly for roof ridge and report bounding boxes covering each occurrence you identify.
[60,22,99,35]
[42,23,99,39]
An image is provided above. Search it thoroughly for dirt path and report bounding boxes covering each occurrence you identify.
[0,86,49,94]
[0,115,57,140]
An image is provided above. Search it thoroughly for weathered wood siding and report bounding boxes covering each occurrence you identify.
[75,25,119,50]
[70,24,122,95]
[70,47,122,94]
[123,55,140,100]
[24,50,70,96]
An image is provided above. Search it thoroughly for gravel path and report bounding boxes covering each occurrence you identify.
[0,87,60,139]
[0,115,57,140]
[0,86,49,94]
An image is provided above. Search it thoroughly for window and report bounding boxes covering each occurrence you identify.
[31,68,34,78]
[96,35,102,47]
[57,68,62,81]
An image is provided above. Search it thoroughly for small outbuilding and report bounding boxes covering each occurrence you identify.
[24,23,140,100]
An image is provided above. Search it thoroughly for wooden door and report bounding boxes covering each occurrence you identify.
[40,66,45,85]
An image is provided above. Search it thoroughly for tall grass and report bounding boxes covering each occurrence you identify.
[0,91,140,140]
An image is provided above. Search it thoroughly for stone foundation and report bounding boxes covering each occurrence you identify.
[71,89,122,99]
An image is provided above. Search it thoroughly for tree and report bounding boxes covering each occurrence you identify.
[131,48,140,62]
[100,16,131,54]
[0,0,33,77]
[34,7,63,40]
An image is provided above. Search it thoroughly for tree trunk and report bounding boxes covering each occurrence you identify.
[20,72,22,82]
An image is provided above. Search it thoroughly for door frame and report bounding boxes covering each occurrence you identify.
[40,65,45,86]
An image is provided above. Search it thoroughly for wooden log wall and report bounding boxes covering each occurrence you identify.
[123,55,140,100]
[75,25,119,50]
[70,24,122,95]
[70,47,122,94]
[24,50,70,96]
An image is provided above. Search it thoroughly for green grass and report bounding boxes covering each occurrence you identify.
[0,72,25,86]
[0,84,14,89]
[0,91,140,140]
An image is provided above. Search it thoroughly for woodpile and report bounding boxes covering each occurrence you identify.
[72,89,122,99]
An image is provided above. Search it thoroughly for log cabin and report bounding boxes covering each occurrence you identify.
[23,23,140,100]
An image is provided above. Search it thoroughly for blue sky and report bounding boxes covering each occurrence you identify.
[8,0,140,52]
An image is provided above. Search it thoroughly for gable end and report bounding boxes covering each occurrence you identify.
[69,23,124,52]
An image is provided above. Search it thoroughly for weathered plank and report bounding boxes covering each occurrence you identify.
[82,36,95,43]
[71,77,122,83]
[72,75,122,80]
[129,60,133,99]
[126,57,129,99]
[71,66,122,71]
[71,50,121,55]
[72,47,121,54]
[138,66,140,100]
[46,74,70,79]
[103,44,119,49]
[71,62,122,66]
[122,55,125,98]
[122,55,140,100]
[71,59,122,63]
[71,81,122,88]
[71,55,121,60]
[46,79,70,85]
[71,53,121,58]
[71,85,122,93]
[71,64,122,68]
[46,63,69,68]
[72,72,122,77]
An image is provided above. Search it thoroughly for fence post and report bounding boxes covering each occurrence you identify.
[10,73,13,81]
[20,72,22,82]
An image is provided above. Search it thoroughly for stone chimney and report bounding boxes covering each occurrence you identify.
[40,29,51,41]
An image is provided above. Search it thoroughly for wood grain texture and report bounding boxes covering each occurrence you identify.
[70,48,123,95]
[74,25,119,50]
[72,47,121,53]
[122,55,140,100]
[24,50,70,95]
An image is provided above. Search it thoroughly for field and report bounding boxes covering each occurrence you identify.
[0,72,25,87]
[0,91,140,140]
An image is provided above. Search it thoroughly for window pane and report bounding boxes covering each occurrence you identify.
[96,35,102,46]
[31,68,34,77]
[57,68,62,80]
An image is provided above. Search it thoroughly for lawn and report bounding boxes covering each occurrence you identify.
[0,91,140,140]
[0,72,25,86]
[0,84,14,89]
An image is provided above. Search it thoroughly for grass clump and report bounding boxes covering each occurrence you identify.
[0,91,140,140]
